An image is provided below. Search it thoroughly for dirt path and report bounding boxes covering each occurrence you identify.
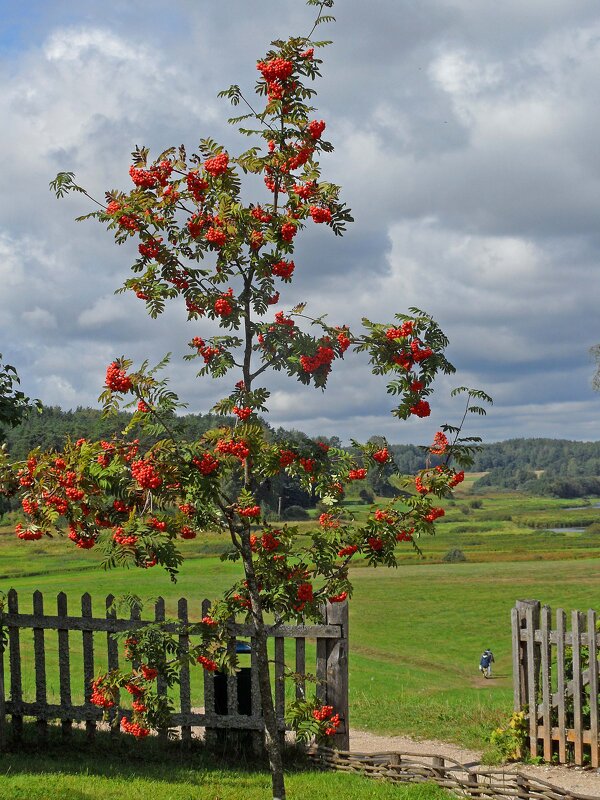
[350,729,600,797]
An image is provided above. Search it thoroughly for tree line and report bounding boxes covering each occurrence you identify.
[3,410,600,501]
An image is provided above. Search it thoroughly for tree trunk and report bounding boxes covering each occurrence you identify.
[240,536,286,800]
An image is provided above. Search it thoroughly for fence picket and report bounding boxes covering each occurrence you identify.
[571,611,583,765]
[556,609,567,763]
[540,605,552,761]
[8,589,23,740]
[525,603,538,758]
[587,609,598,768]
[81,593,96,741]
[106,594,119,737]
[33,590,48,741]
[1,590,348,748]
[154,597,168,741]
[274,637,285,729]
[511,607,521,711]
[57,592,72,738]
[295,638,306,700]
[178,598,192,745]
[325,601,349,750]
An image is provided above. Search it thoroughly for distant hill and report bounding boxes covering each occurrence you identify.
[3,409,600,498]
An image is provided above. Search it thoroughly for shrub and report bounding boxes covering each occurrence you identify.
[359,488,375,504]
[443,548,467,563]
[282,505,310,521]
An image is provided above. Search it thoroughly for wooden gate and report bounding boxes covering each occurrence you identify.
[512,599,599,765]
[0,589,349,749]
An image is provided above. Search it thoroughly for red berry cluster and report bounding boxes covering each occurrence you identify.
[328,592,347,603]
[409,400,431,418]
[186,170,209,200]
[216,439,250,460]
[368,536,384,552]
[238,505,261,518]
[300,345,335,373]
[113,527,138,546]
[336,330,351,352]
[192,453,220,476]
[233,406,252,421]
[307,120,326,139]
[206,226,227,247]
[121,717,150,738]
[319,513,340,529]
[280,222,296,242]
[90,677,115,708]
[278,449,295,467]
[372,448,388,463]
[138,238,162,259]
[190,337,220,364]
[293,182,316,199]
[105,362,132,393]
[348,468,367,481]
[298,457,314,473]
[197,655,218,672]
[257,57,294,82]
[425,507,445,523]
[204,152,229,176]
[309,206,332,224]
[271,259,295,279]
[131,460,162,489]
[180,526,197,539]
[15,523,43,540]
[338,545,358,557]
[430,432,448,455]
[214,288,234,317]
[386,321,414,340]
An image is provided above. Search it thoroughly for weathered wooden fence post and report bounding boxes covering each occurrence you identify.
[324,601,349,750]
[514,599,541,758]
[0,601,6,751]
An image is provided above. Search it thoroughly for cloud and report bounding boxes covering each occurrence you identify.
[0,0,599,445]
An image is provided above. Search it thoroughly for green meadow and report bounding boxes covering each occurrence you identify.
[3,483,600,749]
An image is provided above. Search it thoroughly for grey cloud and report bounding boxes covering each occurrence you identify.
[1,0,600,445]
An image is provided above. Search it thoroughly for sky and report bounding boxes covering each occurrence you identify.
[1,0,599,446]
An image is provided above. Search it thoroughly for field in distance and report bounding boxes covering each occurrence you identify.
[3,480,600,748]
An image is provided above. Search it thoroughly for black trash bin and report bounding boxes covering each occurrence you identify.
[214,641,253,716]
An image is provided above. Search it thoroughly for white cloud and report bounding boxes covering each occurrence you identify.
[1,1,600,445]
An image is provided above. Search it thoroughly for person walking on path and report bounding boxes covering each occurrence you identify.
[479,648,495,678]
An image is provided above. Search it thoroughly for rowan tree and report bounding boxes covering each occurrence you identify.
[0,2,490,798]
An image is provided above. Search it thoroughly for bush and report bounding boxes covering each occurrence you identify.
[443,548,467,563]
[359,488,375,504]
[469,499,482,509]
[282,505,310,521]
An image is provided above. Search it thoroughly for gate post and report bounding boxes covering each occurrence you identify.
[324,600,349,750]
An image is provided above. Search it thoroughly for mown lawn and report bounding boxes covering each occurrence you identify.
[0,727,449,800]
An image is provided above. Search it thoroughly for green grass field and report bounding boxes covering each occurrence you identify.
[0,726,447,800]
[3,486,600,750]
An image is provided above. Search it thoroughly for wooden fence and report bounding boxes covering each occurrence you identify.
[0,589,349,749]
[308,747,600,800]
[512,599,599,766]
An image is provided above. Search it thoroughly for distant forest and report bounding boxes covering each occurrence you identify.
[2,408,600,499]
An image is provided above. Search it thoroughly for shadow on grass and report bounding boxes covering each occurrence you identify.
[0,722,308,785]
